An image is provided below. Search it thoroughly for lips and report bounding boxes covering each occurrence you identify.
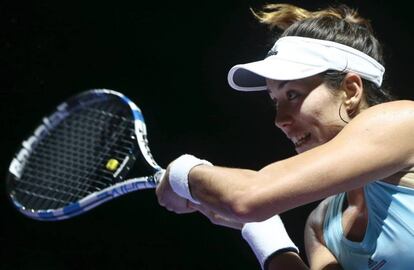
[291,133,311,148]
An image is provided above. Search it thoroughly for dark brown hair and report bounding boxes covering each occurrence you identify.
[252,4,395,105]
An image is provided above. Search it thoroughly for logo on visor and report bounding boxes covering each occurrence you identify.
[267,49,278,57]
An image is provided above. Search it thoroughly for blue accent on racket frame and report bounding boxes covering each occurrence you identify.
[132,110,144,121]
[119,95,144,121]
[38,211,56,219]
[63,202,82,215]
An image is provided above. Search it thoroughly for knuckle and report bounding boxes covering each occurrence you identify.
[155,187,162,197]
[157,197,165,206]
[210,214,220,224]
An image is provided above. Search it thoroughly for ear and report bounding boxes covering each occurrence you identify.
[342,73,364,117]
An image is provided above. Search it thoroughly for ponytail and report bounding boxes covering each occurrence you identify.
[252,4,372,32]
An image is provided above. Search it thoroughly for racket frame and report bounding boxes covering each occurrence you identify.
[7,89,164,221]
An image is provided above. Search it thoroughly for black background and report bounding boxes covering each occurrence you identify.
[1,0,413,269]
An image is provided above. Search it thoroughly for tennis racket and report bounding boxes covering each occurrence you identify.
[7,89,164,221]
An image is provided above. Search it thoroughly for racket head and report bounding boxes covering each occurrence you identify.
[7,89,162,220]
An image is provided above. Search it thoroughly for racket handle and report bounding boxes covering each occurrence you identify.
[153,169,166,186]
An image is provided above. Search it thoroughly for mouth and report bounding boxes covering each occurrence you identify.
[291,133,311,148]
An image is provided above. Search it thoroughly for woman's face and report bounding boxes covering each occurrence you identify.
[267,76,346,153]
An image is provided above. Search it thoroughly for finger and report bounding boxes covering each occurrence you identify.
[187,200,202,210]
[173,200,197,214]
[174,208,197,214]
[155,192,166,207]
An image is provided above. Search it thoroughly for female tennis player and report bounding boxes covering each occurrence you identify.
[156,3,414,269]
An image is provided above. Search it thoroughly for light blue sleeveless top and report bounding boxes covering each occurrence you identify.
[323,180,414,270]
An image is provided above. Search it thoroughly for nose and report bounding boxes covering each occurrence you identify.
[274,103,293,129]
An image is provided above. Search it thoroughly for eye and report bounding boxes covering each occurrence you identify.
[286,90,299,100]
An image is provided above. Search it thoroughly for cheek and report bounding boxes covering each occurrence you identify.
[298,94,343,133]
[301,89,340,119]
[298,98,327,123]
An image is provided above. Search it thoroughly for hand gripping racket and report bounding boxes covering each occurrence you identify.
[7,89,165,221]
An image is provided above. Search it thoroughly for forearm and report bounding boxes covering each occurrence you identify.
[167,154,322,223]
[188,160,306,222]
[188,164,264,221]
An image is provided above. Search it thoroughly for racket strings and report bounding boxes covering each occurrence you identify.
[14,99,138,210]
[15,186,73,205]
[23,122,131,208]
[29,130,134,174]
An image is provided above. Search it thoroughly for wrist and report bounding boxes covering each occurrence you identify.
[242,215,298,270]
[168,154,212,204]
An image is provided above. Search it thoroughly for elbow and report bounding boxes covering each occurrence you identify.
[228,197,253,222]
[226,188,269,223]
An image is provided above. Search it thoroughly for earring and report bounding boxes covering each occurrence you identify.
[338,103,349,124]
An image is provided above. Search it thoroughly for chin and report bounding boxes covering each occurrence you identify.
[295,147,307,154]
[295,142,318,153]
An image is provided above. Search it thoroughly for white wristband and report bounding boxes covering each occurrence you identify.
[168,154,212,204]
[242,215,299,270]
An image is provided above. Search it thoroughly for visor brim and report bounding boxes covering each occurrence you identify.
[228,58,329,91]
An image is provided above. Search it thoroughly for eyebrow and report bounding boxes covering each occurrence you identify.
[267,80,290,94]
[278,80,290,90]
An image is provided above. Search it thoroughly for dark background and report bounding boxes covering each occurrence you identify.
[1,0,413,269]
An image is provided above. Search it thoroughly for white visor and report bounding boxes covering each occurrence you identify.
[228,36,385,91]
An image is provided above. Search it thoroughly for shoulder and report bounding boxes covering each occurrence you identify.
[350,100,414,143]
[335,100,414,166]
[355,100,414,124]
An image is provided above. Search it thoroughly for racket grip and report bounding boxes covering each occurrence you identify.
[153,169,166,185]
